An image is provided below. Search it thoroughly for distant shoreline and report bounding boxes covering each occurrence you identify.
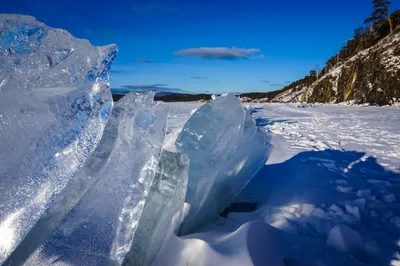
[112,93,213,102]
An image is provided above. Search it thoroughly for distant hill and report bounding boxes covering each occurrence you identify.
[112,93,212,102]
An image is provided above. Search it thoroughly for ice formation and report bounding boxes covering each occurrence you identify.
[0,14,116,263]
[19,93,168,265]
[123,150,189,266]
[176,93,271,235]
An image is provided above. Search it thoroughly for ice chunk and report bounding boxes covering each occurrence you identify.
[390,216,400,230]
[0,15,116,263]
[300,204,315,216]
[123,150,189,266]
[22,93,168,265]
[176,93,271,235]
[336,185,353,193]
[352,198,366,209]
[345,204,361,221]
[370,210,380,218]
[326,225,363,255]
[330,204,345,216]
[356,189,371,198]
[382,194,396,204]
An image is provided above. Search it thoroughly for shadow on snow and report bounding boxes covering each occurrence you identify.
[224,149,400,266]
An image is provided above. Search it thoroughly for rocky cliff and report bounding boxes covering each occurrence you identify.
[245,32,400,106]
[302,32,400,105]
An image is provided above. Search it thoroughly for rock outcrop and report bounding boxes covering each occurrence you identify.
[303,32,400,105]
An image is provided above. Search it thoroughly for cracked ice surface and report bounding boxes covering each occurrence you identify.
[0,15,116,263]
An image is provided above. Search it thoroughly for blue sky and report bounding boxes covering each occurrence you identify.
[3,0,400,93]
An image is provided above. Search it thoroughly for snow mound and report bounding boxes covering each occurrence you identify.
[176,93,271,235]
[0,15,116,263]
[326,225,363,254]
[20,93,168,265]
[154,221,363,266]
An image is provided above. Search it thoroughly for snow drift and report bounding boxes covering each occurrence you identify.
[176,93,271,235]
[0,15,116,264]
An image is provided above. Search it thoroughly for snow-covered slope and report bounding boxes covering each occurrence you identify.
[246,32,400,105]
[304,32,400,105]
[155,102,400,266]
[271,86,307,103]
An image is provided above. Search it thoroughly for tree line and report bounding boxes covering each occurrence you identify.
[282,0,399,94]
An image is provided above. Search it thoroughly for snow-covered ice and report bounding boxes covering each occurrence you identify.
[156,102,400,266]
[0,15,116,264]
[175,93,271,235]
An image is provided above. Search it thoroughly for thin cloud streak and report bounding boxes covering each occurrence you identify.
[136,58,156,63]
[269,84,285,87]
[174,47,263,60]
[110,69,129,74]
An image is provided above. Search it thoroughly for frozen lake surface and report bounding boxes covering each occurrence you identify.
[155,102,400,266]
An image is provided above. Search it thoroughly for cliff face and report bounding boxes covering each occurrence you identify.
[303,33,400,105]
[257,32,400,105]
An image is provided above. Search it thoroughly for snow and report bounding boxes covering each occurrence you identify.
[326,225,363,255]
[176,93,271,235]
[21,93,168,265]
[0,15,116,264]
[154,221,364,266]
[271,86,307,103]
[155,102,400,266]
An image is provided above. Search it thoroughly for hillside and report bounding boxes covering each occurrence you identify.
[244,31,400,105]
[303,32,400,105]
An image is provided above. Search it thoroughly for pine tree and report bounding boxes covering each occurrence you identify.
[365,0,393,35]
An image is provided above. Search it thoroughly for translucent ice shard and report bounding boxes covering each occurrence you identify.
[22,92,168,266]
[123,150,189,266]
[176,93,271,235]
[0,15,116,263]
